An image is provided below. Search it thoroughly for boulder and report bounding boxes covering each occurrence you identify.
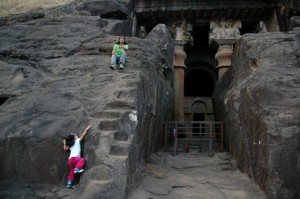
[213,30,300,199]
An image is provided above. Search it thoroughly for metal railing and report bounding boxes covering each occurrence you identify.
[164,121,224,156]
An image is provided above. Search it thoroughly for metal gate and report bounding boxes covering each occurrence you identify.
[164,121,224,156]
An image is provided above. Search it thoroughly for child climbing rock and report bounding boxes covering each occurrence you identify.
[63,125,91,189]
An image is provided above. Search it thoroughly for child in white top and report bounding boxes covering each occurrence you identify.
[63,125,91,189]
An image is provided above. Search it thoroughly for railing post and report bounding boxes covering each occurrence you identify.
[164,122,168,151]
[184,123,189,153]
[209,123,213,157]
[199,121,202,152]
[173,123,178,156]
[221,123,224,152]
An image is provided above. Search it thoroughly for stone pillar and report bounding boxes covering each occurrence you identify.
[215,45,233,78]
[131,12,137,37]
[172,19,192,121]
[209,19,241,78]
[171,20,193,153]
[174,45,186,121]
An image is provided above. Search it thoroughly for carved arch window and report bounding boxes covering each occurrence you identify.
[191,98,207,114]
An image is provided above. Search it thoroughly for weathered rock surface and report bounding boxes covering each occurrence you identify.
[1,0,299,198]
[213,29,300,199]
[129,152,266,199]
[0,2,173,198]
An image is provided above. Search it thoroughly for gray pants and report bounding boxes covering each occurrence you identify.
[111,50,126,65]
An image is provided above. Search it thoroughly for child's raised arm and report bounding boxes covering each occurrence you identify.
[79,125,91,141]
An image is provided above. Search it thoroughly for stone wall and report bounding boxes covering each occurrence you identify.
[213,29,300,199]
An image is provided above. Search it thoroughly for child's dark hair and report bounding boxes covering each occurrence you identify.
[65,134,75,147]
[116,36,127,44]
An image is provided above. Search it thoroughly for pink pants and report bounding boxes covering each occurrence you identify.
[68,157,86,181]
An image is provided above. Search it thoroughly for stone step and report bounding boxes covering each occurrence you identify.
[80,180,115,198]
[124,80,139,88]
[115,79,139,87]
[109,155,128,161]
[99,130,115,138]
[97,137,113,154]
[88,179,111,185]
[114,88,137,99]
[99,130,128,142]
[105,99,136,110]
[120,72,140,80]
[92,110,125,119]
[102,154,128,168]
[109,141,129,156]
[114,131,129,141]
[98,119,119,131]
[100,130,129,141]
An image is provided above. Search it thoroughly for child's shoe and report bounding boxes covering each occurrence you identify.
[74,168,84,174]
[67,180,75,189]
[67,184,75,189]
[119,63,124,70]
[110,64,116,70]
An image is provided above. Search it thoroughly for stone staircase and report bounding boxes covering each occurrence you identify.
[83,71,139,198]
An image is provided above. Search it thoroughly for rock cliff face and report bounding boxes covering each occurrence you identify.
[0,1,174,198]
[1,0,299,198]
[214,29,300,199]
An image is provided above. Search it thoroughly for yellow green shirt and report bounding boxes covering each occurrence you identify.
[113,44,128,57]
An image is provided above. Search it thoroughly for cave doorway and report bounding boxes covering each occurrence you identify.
[184,65,217,123]
[193,113,205,134]
[191,100,206,136]
[183,23,218,124]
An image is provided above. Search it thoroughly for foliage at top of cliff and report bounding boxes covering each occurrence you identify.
[0,0,77,17]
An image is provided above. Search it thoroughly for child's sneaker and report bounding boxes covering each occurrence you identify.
[119,63,124,70]
[110,64,116,70]
[67,184,75,189]
[74,168,84,174]
[67,180,75,189]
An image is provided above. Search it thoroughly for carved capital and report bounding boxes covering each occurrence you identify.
[170,19,193,45]
[209,19,241,46]
[255,21,267,33]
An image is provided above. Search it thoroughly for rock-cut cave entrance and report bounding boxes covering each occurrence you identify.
[179,24,221,152]
[133,2,279,153]
[183,24,218,124]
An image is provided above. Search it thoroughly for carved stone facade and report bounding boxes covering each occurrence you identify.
[133,0,283,122]
[209,19,241,45]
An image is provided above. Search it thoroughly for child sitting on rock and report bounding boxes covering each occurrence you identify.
[63,125,91,189]
[110,36,128,70]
